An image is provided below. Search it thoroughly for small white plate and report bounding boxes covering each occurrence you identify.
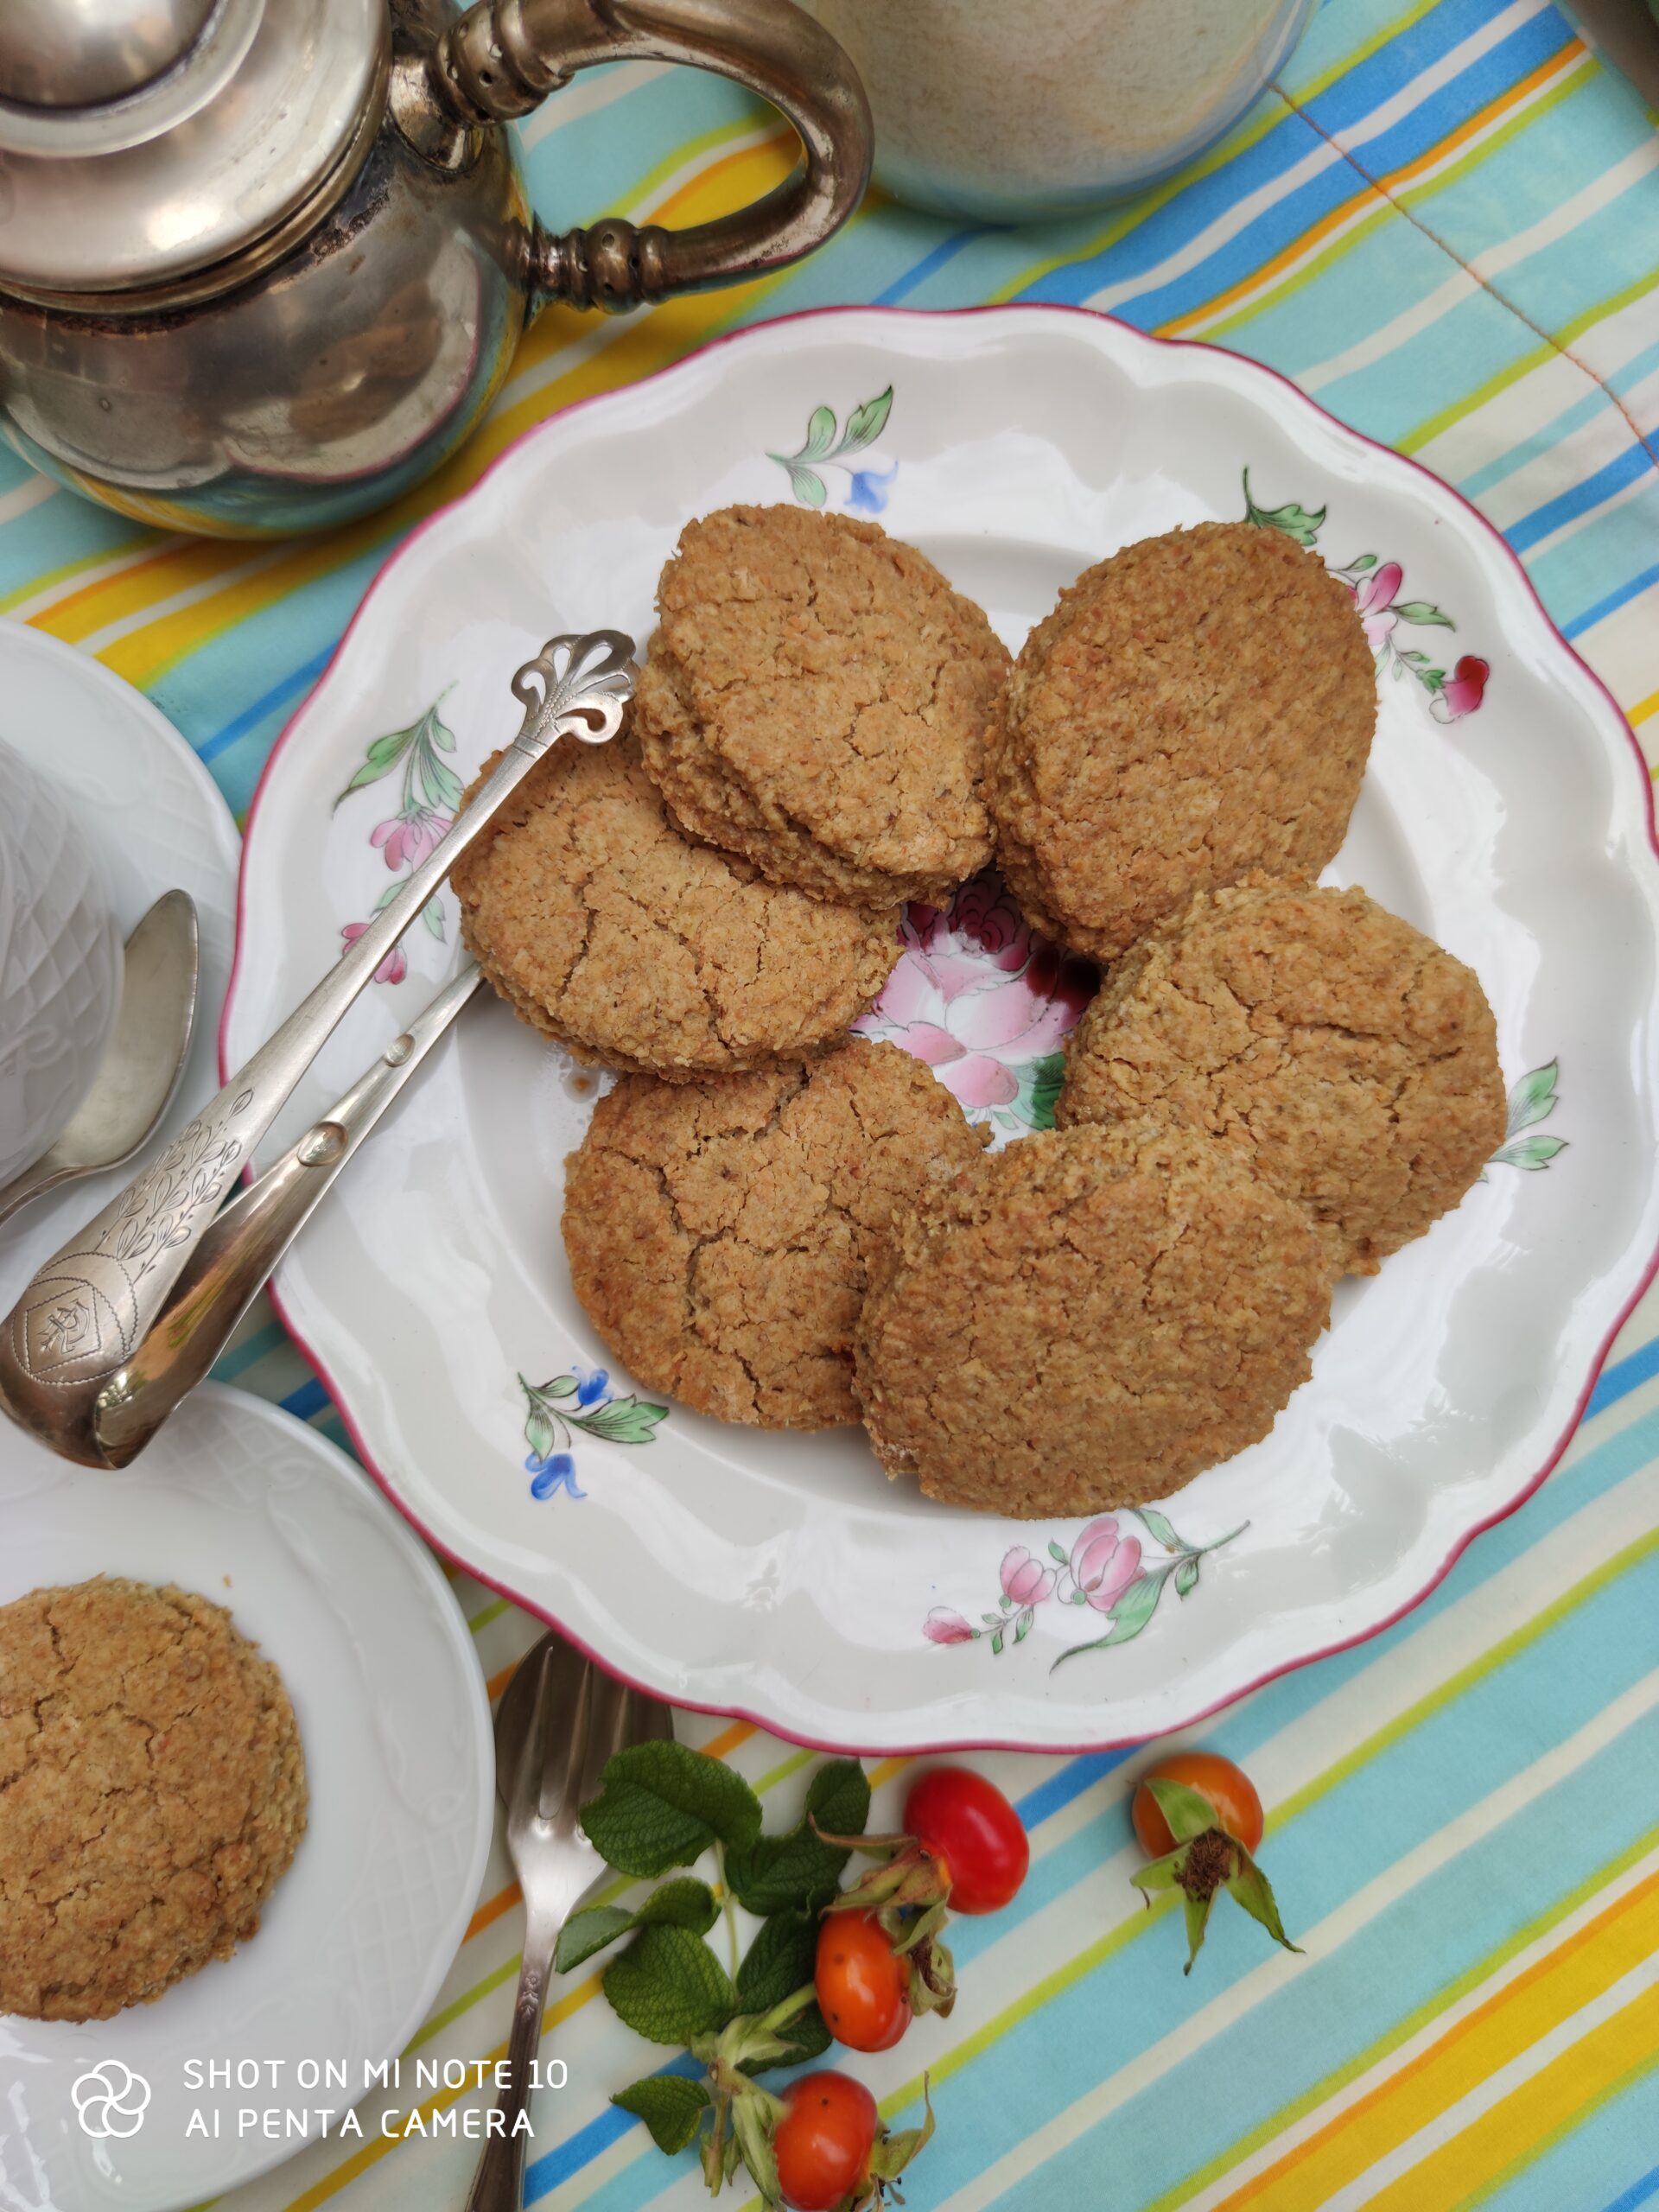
[0,1383,493,2212]
[0,622,240,1316]
[223,304,1659,1755]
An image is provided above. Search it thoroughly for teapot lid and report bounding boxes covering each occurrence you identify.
[0,0,387,298]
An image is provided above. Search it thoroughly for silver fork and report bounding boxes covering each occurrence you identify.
[464,1632,673,2212]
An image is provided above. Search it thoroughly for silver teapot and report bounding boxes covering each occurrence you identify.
[0,0,871,537]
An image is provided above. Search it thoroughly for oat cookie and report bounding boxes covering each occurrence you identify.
[450,727,899,1079]
[1057,878,1506,1274]
[563,1040,986,1429]
[990,522,1376,960]
[0,1578,307,2022]
[633,505,1006,907]
[854,1121,1332,1516]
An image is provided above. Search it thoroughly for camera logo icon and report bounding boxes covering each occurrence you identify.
[71,2061,151,2139]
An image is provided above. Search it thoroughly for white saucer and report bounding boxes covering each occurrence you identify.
[0,621,240,1314]
[0,1382,493,2212]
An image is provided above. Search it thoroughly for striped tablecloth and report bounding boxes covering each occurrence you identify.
[10,2,1658,2205]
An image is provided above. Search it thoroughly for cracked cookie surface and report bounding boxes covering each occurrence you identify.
[854,1122,1331,1516]
[1057,878,1506,1274]
[451,726,899,1079]
[0,1577,307,2022]
[990,522,1376,960]
[563,1039,987,1429]
[633,504,1006,907]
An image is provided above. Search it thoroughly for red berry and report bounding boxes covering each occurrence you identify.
[774,2071,879,2212]
[1132,1751,1263,1857]
[903,1765,1028,1914]
[816,1911,910,2051]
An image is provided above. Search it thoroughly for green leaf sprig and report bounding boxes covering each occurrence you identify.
[569,1743,929,2202]
[1242,466,1326,548]
[768,387,893,508]
[1132,1777,1301,1975]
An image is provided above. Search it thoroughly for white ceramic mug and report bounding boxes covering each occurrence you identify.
[804,0,1315,222]
[0,738,123,1187]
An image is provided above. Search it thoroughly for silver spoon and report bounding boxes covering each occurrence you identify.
[464,1634,674,2212]
[0,630,632,1468]
[0,889,198,1228]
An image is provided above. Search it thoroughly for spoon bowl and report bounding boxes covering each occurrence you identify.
[0,889,198,1226]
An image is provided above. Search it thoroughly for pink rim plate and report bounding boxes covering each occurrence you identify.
[221,301,1659,1756]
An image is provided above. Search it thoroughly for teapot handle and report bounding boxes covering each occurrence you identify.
[429,0,872,312]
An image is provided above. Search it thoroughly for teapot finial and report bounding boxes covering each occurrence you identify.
[0,0,219,109]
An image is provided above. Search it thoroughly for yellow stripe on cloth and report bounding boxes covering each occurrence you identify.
[1213,1866,1659,2209]
[1363,1979,1659,2212]
[1147,1828,1659,2212]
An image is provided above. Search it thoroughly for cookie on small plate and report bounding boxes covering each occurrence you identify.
[0,1577,307,2023]
[990,521,1376,959]
[563,1039,986,1429]
[1057,878,1506,1274]
[451,727,898,1079]
[855,1121,1332,1516]
[633,505,1006,908]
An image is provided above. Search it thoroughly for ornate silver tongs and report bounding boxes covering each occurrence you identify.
[0,629,634,1470]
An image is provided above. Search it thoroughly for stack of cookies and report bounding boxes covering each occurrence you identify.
[454,504,1008,1441]
[457,503,1506,1520]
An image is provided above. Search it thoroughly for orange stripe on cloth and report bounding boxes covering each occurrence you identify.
[1158,35,1585,340]
[1216,1861,1659,2209]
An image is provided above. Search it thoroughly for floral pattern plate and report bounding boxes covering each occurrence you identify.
[223,305,1659,1754]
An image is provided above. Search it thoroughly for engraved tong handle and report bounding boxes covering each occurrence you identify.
[0,630,635,1470]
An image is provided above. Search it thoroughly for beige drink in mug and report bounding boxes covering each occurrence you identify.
[805,0,1315,222]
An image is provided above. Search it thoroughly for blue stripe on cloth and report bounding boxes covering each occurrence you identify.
[872,229,982,308]
[524,2051,705,2202]
[1020,7,1575,327]
[1518,475,1659,633]
[1313,10,1579,181]
[1605,2161,1659,2212]
[281,1377,332,1422]
[1460,388,1620,501]
[1294,0,1556,137]
[1587,1335,1659,1420]
[1562,558,1659,636]
[198,649,330,765]
[1507,441,1656,552]
[1013,1750,1135,1829]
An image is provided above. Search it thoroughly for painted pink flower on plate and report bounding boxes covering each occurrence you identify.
[372,805,449,872]
[1436,653,1491,721]
[1351,560,1403,652]
[1071,1516,1143,1611]
[340,918,407,987]
[1000,1546,1055,1608]
[855,872,1096,1124]
[924,1608,976,1645]
[919,1502,1236,1664]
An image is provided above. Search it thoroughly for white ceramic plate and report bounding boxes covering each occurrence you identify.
[0,1383,493,2212]
[0,622,240,1317]
[223,304,1659,1754]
